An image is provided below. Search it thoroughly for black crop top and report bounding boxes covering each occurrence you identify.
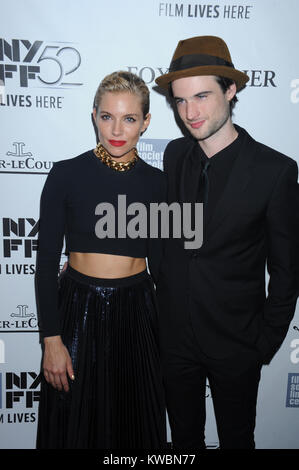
[36,149,166,337]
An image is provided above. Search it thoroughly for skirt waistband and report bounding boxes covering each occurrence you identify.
[65,264,150,287]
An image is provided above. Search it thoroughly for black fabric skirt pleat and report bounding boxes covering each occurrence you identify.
[36,266,166,449]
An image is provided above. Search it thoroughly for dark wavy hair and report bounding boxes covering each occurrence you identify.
[214,76,238,116]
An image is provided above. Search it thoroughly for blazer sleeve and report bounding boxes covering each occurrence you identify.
[256,159,299,363]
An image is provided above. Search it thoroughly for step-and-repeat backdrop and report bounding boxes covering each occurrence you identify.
[0,0,298,449]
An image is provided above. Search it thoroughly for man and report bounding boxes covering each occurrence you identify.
[155,36,299,449]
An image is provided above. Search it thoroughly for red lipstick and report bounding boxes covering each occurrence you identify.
[109,140,126,147]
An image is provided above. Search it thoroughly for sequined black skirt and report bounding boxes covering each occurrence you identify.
[36,266,166,449]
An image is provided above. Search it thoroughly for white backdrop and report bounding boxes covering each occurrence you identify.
[0,0,298,450]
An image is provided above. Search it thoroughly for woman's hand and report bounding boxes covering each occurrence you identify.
[43,336,74,392]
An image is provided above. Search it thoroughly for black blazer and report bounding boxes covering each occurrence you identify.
[156,126,299,364]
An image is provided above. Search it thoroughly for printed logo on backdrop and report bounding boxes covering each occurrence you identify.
[0,38,83,109]
[0,142,54,174]
[0,216,67,278]
[137,139,169,170]
[0,371,41,424]
[0,305,39,333]
[286,374,299,408]
[1,217,38,271]
[285,325,299,408]
[127,66,277,88]
[158,2,253,19]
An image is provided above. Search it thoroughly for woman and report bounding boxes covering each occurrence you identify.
[36,71,167,449]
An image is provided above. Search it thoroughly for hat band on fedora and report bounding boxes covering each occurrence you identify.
[169,53,234,73]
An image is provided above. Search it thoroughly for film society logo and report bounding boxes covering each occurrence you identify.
[0,38,83,109]
[286,325,299,408]
[158,2,253,19]
[137,138,169,170]
[0,371,41,424]
[1,142,54,173]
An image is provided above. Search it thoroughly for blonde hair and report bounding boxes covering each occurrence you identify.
[94,71,150,118]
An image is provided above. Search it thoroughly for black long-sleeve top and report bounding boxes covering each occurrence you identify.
[36,149,166,338]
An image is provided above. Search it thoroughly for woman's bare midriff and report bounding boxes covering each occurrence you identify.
[69,252,147,279]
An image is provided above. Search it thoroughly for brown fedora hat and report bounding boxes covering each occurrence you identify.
[155,35,249,91]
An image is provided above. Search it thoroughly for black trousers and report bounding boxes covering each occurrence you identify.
[161,322,262,450]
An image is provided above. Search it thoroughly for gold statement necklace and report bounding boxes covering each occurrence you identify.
[94,143,138,172]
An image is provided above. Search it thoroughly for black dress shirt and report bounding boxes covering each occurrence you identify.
[197,131,243,215]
